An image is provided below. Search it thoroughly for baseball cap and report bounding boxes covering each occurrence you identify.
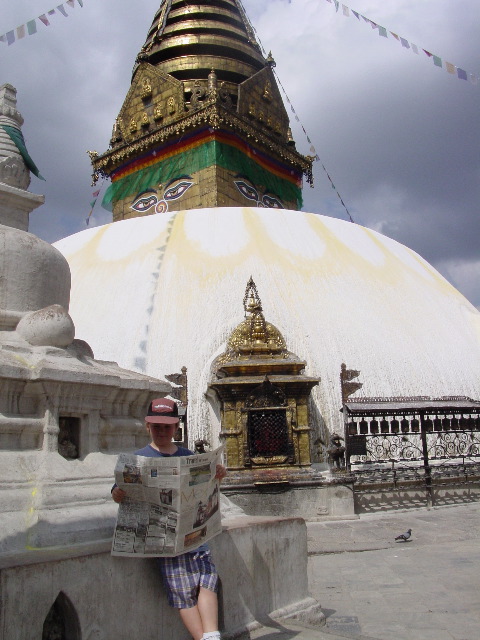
[145,398,179,424]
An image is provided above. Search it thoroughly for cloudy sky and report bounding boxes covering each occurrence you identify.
[2,0,479,308]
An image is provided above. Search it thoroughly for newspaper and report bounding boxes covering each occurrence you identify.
[111,446,224,557]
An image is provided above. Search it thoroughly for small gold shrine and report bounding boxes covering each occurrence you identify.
[209,278,319,487]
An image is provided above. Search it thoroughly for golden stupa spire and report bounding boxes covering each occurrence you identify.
[136,0,265,82]
[90,0,313,221]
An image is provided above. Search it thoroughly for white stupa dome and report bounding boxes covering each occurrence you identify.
[55,207,480,443]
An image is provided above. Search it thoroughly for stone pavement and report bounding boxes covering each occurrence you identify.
[247,503,480,640]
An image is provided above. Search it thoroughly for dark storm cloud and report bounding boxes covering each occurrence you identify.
[1,0,479,306]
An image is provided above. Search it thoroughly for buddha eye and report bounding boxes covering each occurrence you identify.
[164,180,193,201]
[130,194,158,212]
[234,180,258,202]
[262,195,284,209]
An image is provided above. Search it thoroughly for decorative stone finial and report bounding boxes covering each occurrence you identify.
[0,84,30,190]
[207,68,218,98]
[243,276,262,316]
[266,51,276,68]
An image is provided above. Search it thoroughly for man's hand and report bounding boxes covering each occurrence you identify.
[111,487,127,503]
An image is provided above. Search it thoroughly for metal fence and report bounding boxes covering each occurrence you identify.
[343,396,480,506]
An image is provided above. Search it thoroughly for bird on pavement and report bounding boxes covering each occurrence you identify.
[395,528,412,542]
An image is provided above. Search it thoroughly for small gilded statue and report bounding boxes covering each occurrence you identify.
[327,432,345,469]
[141,77,152,99]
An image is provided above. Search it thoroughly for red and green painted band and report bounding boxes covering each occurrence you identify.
[102,131,303,210]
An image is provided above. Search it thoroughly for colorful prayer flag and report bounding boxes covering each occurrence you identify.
[457,68,467,81]
[16,25,26,39]
[92,189,100,197]
[433,56,442,68]
[423,50,433,58]
[39,14,50,26]
[352,11,360,20]
[48,9,56,16]
[400,38,410,49]
[445,62,456,74]
[6,31,15,46]
[378,27,388,38]
[66,0,76,7]
[57,5,68,17]
[390,32,400,41]
[0,35,6,43]
[78,0,84,6]
[469,74,478,85]
[342,5,350,17]
[27,20,38,35]
[411,44,419,55]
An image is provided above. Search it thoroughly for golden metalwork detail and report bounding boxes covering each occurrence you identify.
[93,102,311,179]
[90,2,314,199]
[110,118,123,145]
[167,96,176,115]
[141,77,152,99]
[209,280,319,474]
[262,81,272,102]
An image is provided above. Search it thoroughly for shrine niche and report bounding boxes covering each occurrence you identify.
[208,278,319,486]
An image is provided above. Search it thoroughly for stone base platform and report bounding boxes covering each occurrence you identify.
[0,515,324,640]
[222,468,356,520]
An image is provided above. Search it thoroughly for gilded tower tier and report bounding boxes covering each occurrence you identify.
[209,278,320,485]
[90,0,313,221]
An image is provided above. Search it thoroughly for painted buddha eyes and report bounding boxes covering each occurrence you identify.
[235,180,258,202]
[164,180,193,201]
[234,179,285,209]
[130,178,194,214]
[130,193,158,213]
[262,194,283,209]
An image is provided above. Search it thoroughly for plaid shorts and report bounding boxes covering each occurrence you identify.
[157,546,219,609]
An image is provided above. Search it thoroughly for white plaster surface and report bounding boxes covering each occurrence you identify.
[55,207,480,444]
[0,223,70,327]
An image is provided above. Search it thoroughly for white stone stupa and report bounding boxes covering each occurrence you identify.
[54,0,480,453]
[0,82,171,558]
[56,207,480,447]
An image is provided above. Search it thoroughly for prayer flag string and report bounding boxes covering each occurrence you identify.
[272,71,355,223]
[86,181,104,226]
[239,0,355,223]
[0,0,84,46]
[323,0,479,86]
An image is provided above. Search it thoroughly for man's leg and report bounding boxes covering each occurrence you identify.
[179,605,204,640]
[197,587,219,632]
[178,588,219,639]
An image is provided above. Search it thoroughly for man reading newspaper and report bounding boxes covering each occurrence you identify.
[112,398,227,640]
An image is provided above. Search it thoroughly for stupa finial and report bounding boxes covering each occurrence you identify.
[243,277,263,317]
